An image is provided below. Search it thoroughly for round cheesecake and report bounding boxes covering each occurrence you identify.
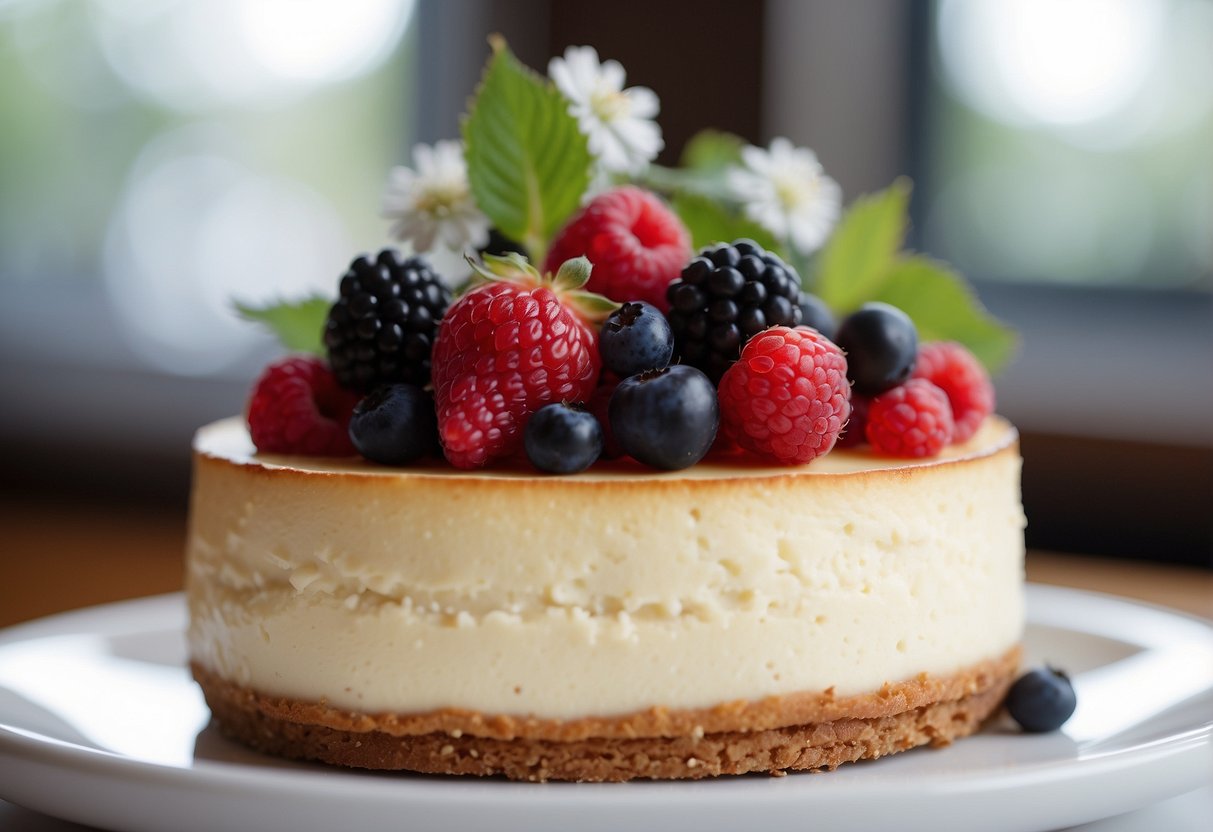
[186,416,1025,781]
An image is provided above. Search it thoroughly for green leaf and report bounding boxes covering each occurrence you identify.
[234,296,331,356]
[814,178,912,313]
[680,129,745,173]
[553,255,592,291]
[872,256,1017,373]
[475,251,541,281]
[671,192,786,258]
[462,36,592,264]
[566,290,620,323]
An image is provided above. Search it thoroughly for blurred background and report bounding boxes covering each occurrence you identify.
[1,0,1210,626]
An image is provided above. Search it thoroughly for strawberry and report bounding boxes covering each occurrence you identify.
[431,254,615,469]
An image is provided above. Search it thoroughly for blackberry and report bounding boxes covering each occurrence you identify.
[665,239,802,384]
[324,249,451,392]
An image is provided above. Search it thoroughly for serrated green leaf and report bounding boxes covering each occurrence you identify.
[462,37,591,264]
[872,256,1017,373]
[680,129,745,173]
[234,296,331,355]
[671,192,786,258]
[815,178,912,313]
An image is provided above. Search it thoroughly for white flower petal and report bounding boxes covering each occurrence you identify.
[731,140,842,254]
[380,139,489,252]
[562,46,602,96]
[549,47,662,177]
[740,143,775,176]
[626,86,660,119]
[411,143,436,177]
[548,57,578,102]
[591,130,633,174]
[598,59,626,93]
[614,118,663,167]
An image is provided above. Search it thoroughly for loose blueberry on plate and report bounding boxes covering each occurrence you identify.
[1006,666,1077,733]
[524,403,604,474]
[348,384,439,465]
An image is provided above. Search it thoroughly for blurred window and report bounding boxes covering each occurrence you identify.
[0,0,418,376]
[920,0,1213,291]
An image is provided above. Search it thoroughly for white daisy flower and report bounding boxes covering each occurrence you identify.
[548,45,663,176]
[727,138,843,255]
[381,139,490,253]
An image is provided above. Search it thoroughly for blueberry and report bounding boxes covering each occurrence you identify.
[524,403,603,474]
[798,292,837,341]
[833,302,918,395]
[1006,666,1077,733]
[608,365,719,470]
[599,302,675,377]
[348,384,438,465]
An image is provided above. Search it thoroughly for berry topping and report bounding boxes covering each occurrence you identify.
[524,402,604,474]
[833,302,918,396]
[543,187,691,311]
[797,292,837,340]
[717,326,850,465]
[1006,666,1077,733]
[609,365,719,470]
[324,249,452,392]
[865,378,954,457]
[599,301,674,377]
[666,239,803,384]
[431,255,609,469]
[835,393,871,449]
[246,356,360,456]
[348,384,439,466]
[588,373,626,460]
[912,341,995,443]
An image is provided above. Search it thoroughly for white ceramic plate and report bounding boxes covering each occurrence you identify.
[0,586,1210,832]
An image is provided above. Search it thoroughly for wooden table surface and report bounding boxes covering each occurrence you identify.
[1,498,1210,629]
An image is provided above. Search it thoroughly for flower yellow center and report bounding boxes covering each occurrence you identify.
[414,182,468,218]
[775,175,820,212]
[590,88,629,122]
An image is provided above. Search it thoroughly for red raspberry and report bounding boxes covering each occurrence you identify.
[717,326,851,465]
[835,394,871,449]
[246,356,360,456]
[543,187,690,311]
[911,341,994,443]
[431,257,605,469]
[865,379,954,457]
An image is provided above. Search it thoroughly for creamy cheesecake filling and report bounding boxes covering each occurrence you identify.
[186,417,1025,719]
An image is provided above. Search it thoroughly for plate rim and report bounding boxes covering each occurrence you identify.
[1,585,1211,809]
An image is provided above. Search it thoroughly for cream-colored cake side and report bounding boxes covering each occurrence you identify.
[186,417,1025,720]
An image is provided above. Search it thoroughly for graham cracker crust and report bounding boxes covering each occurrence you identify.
[193,645,1020,782]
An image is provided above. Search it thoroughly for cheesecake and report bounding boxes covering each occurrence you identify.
[186,414,1025,781]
